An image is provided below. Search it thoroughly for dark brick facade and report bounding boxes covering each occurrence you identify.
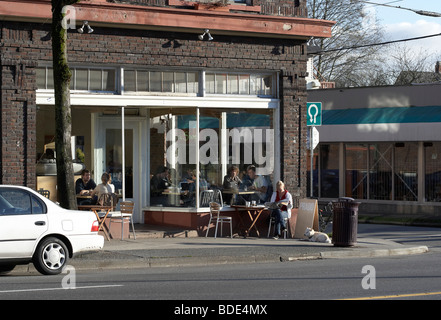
[0,0,309,199]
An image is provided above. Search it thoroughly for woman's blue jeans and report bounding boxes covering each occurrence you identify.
[271,209,289,236]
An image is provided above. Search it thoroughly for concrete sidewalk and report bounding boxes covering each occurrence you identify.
[68,224,429,271]
[16,224,430,274]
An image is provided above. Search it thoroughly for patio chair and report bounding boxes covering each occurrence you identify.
[109,201,136,240]
[267,216,290,239]
[205,202,232,239]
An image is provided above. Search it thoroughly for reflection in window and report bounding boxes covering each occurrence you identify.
[394,143,418,201]
[425,142,441,202]
[106,129,133,199]
[345,144,368,199]
[319,144,339,198]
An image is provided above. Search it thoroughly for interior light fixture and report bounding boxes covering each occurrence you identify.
[198,29,213,41]
[77,21,94,34]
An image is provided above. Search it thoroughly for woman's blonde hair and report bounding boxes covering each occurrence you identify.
[276,181,285,189]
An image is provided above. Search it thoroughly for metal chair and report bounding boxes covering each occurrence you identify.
[205,202,232,238]
[109,201,136,240]
[267,216,290,239]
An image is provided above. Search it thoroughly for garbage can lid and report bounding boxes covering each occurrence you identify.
[338,197,355,202]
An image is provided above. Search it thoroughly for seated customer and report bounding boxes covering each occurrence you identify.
[75,169,97,205]
[90,172,115,206]
[223,166,242,204]
[269,181,293,239]
[247,165,268,204]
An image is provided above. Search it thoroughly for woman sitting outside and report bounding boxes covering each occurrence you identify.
[269,181,293,239]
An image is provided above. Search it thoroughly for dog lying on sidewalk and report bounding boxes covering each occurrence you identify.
[304,227,331,243]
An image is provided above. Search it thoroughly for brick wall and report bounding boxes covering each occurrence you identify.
[0,19,308,200]
[0,25,38,188]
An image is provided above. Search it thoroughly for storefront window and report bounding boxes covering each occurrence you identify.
[344,142,419,201]
[148,108,275,208]
[149,108,196,207]
[394,143,418,201]
[425,142,441,202]
[369,143,392,200]
[319,144,339,198]
[345,144,368,199]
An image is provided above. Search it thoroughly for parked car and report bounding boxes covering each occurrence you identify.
[0,185,104,275]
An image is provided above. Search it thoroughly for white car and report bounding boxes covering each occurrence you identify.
[0,185,104,275]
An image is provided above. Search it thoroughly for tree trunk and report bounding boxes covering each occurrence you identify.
[51,0,80,209]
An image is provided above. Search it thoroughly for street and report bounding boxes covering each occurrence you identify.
[1,224,441,303]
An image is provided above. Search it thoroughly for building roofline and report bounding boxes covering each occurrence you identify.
[0,0,334,39]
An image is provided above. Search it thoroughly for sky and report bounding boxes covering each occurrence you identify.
[366,0,441,58]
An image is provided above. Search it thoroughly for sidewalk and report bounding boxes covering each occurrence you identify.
[67,223,429,271]
[16,223,430,274]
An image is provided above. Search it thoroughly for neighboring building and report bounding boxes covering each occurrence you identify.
[0,0,334,228]
[308,82,441,217]
[395,61,441,85]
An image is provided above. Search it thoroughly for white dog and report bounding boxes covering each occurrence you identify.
[304,227,331,243]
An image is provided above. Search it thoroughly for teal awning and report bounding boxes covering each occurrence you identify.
[323,106,441,125]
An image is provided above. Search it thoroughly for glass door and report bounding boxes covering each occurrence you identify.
[94,116,142,222]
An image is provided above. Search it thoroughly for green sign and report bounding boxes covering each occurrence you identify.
[307,102,322,126]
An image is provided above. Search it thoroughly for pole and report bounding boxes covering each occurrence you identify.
[121,106,125,240]
[310,126,314,198]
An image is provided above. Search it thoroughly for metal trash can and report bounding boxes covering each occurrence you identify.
[332,197,360,247]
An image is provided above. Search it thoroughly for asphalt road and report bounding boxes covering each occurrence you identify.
[1,224,441,305]
[1,249,441,301]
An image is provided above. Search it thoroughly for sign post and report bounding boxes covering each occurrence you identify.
[307,102,322,198]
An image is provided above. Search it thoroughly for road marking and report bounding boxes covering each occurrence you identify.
[0,284,123,294]
[341,291,441,300]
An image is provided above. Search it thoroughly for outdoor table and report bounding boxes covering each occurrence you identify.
[78,204,113,241]
[231,204,267,237]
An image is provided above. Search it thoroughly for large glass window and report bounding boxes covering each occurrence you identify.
[36,67,116,92]
[394,143,418,201]
[206,72,274,96]
[425,142,441,202]
[319,144,339,198]
[345,144,368,199]
[343,142,418,201]
[369,144,392,200]
[149,108,275,208]
[123,70,199,94]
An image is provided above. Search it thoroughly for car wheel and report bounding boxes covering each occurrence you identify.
[0,265,16,275]
[33,237,69,275]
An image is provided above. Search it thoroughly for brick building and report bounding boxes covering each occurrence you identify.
[0,0,333,228]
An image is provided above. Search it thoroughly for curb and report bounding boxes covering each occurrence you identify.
[288,245,429,261]
[12,246,430,274]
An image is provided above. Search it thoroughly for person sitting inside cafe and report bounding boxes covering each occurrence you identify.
[270,181,293,239]
[75,169,97,205]
[90,172,115,206]
[150,166,172,206]
[246,165,268,204]
[223,165,242,204]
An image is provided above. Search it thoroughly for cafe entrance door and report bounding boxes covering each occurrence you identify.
[94,115,146,223]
